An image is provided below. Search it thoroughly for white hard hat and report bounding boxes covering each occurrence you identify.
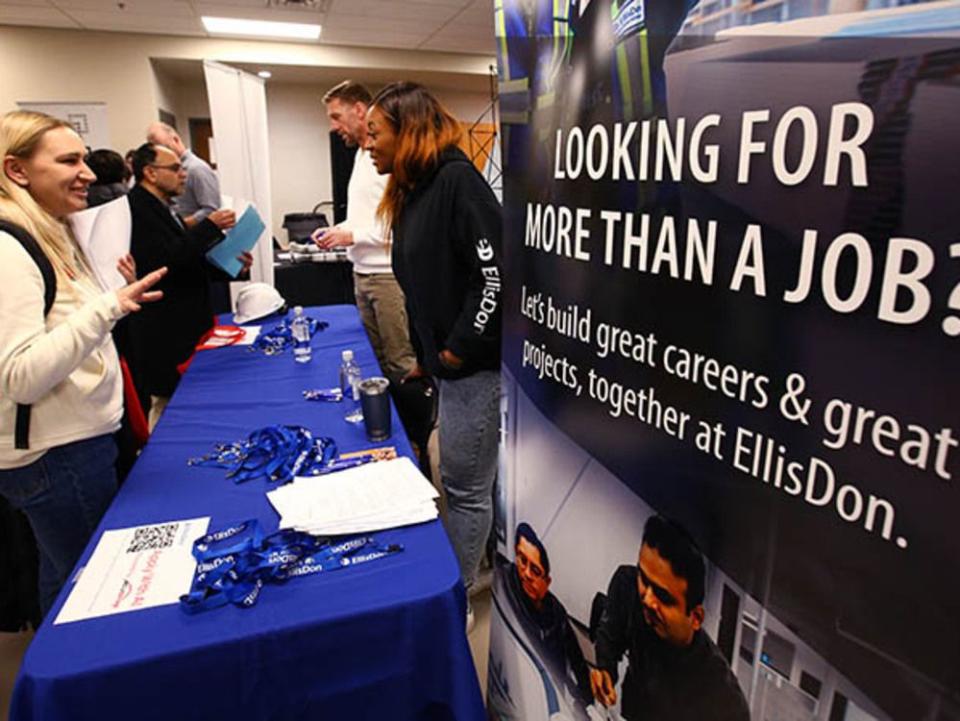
[233,282,287,324]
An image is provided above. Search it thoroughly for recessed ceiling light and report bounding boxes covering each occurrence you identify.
[201,16,322,40]
[258,70,273,79]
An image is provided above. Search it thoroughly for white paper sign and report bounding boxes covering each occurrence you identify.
[55,517,210,625]
[17,101,111,149]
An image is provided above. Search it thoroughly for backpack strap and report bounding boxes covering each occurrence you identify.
[0,221,55,315]
[0,220,57,450]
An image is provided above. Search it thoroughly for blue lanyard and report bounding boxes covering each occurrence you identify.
[303,388,343,402]
[251,316,328,356]
[180,521,403,614]
[188,425,339,484]
[193,519,264,560]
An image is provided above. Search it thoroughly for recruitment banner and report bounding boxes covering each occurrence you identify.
[489,2,960,721]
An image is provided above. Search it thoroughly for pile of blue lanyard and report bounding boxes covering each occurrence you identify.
[251,316,328,356]
[188,425,370,484]
[180,519,403,613]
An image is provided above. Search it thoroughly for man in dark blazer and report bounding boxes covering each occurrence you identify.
[127,142,251,428]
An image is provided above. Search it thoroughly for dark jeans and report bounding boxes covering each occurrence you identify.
[0,434,118,615]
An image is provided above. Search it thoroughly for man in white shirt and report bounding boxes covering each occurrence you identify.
[146,121,221,228]
[314,81,416,384]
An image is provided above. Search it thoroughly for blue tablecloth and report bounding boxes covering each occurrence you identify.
[12,305,484,721]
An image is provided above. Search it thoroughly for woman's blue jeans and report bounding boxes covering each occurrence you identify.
[0,434,118,616]
[438,370,500,589]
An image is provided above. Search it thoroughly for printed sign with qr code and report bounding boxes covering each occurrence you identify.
[126,523,180,553]
[55,517,209,624]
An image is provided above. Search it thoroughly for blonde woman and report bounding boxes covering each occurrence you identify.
[0,111,165,614]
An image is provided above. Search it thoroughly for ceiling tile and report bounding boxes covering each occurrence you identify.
[51,0,190,12]
[323,15,443,34]
[321,28,429,49]
[419,34,495,53]
[0,5,79,25]
[51,0,193,15]
[329,0,459,22]
[0,0,497,56]
[429,26,494,41]
[330,0,469,7]
[409,0,472,5]
[1,0,58,7]
[194,2,325,21]
[453,2,494,23]
[194,0,267,6]
[64,9,204,32]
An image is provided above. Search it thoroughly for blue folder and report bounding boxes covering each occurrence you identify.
[205,205,266,278]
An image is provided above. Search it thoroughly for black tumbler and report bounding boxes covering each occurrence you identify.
[359,377,391,441]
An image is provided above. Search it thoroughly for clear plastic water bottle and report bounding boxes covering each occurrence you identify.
[291,306,312,363]
[339,349,364,423]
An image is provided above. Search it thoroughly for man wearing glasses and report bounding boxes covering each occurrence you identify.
[500,522,593,710]
[146,121,220,228]
[591,515,749,721]
[126,143,248,428]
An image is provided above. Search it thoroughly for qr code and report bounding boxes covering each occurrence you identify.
[126,523,180,553]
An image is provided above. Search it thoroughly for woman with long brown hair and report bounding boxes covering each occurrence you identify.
[0,110,165,614]
[368,82,503,624]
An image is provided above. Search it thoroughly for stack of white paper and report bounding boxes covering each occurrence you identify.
[266,457,439,535]
[68,196,131,292]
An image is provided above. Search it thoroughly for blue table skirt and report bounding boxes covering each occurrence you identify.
[12,305,485,721]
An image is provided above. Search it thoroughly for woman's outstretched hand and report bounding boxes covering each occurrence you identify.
[116,266,167,313]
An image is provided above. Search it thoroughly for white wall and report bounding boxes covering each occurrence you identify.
[152,60,179,127]
[439,89,496,122]
[267,82,495,242]
[267,82,331,242]
[171,83,213,139]
[2,28,158,153]
[152,64,211,142]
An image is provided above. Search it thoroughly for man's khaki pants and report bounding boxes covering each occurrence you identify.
[353,272,417,384]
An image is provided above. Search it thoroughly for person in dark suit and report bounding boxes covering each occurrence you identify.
[126,142,250,428]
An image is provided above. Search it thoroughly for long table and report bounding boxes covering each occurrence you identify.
[11,305,484,721]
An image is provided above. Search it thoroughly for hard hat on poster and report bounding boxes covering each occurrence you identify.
[233,282,287,324]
